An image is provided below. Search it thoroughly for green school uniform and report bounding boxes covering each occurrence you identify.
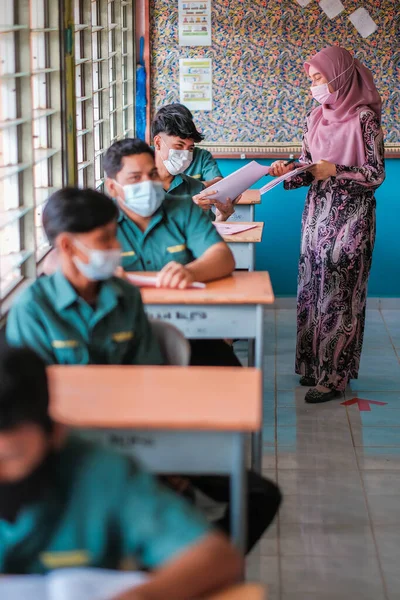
[6,271,163,366]
[166,172,205,198]
[117,194,223,272]
[184,147,222,182]
[0,437,210,574]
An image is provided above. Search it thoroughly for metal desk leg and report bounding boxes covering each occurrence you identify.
[249,242,255,272]
[231,433,247,556]
[251,304,265,473]
[250,204,255,222]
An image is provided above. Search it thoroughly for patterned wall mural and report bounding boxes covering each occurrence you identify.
[150,0,399,148]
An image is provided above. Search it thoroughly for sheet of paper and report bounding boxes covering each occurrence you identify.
[178,0,211,46]
[206,161,270,205]
[50,569,147,600]
[348,8,377,38]
[180,58,212,111]
[259,163,314,195]
[319,0,344,19]
[295,0,312,6]
[127,273,206,290]
[214,223,258,236]
[0,577,47,600]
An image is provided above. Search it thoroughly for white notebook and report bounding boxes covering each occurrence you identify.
[0,568,147,600]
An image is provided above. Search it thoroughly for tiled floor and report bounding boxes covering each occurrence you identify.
[242,309,400,600]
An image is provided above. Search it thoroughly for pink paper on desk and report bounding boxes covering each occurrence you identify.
[214,223,258,236]
[259,163,314,195]
[206,161,270,205]
[126,273,206,289]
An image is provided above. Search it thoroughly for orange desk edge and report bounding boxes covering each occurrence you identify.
[48,365,262,432]
[237,190,261,205]
[208,583,266,599]
[136,271,274,305]
[222,222,264,244]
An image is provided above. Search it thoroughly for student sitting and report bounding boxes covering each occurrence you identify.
[6,188,163,366]
[104,138,240,367]
[152,104,235,222]
[0,342,243,599]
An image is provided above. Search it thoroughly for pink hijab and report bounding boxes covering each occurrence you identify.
[304,46,382,166]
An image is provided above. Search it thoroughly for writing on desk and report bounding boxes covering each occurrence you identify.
[148,310,207,322]
[109,433,154,448]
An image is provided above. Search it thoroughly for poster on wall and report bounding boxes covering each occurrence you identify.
[178,0,211,46]
[179,58,212,110]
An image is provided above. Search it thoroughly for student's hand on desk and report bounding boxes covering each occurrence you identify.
[156,262,195,289]
[308,159,336,181]
[214,199,235,222]
[270,160,296,177]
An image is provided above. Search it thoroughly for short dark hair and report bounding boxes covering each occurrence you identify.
[152,104,204,143]
[0,343,52,433]
[43,187,119,245]
[103,138,155,179]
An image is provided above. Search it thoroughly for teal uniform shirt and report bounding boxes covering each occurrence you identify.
[166,172,205,198]
[6,270,163,366]
[0,437,210,574]
[117,194,223,272]
[184,147,222,182]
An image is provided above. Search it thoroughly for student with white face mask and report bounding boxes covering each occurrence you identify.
[152,105,235,222]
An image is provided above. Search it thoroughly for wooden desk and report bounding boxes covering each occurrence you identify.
[208,583,266,599]
[222,222,264,271]
[136,271,275,472]
[49,365,262,554]
[229,190,261,223]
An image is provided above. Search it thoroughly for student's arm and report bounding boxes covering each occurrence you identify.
[116,467,243,600]
[114,533,242,600]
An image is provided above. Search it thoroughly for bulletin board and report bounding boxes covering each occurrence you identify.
[149,0,399,157]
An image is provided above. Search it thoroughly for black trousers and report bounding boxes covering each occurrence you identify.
[189,339,242,367]
[189,471,281,553]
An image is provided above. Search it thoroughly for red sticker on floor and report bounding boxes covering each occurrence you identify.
[341,398,387,412]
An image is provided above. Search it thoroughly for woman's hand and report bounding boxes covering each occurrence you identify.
[309,160,336,181]
[269,160,295,177]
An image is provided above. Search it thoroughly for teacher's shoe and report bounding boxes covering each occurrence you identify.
[299,376,316,387]
[305,388,342,404]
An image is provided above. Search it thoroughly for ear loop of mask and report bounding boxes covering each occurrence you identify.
[326,61,355,91]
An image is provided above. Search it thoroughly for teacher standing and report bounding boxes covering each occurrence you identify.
[271,46,385,404]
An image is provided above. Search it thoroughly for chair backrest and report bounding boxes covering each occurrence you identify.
[150,319,190,366]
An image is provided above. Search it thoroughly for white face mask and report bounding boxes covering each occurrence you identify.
[161,139,193,176]
[73,238,121,281]
[121,180,165,217]
[310,61,354,105]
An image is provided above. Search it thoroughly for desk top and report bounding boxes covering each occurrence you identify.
[237,190,261,205]
[49,365,262,431]
[137,271,274,305]
[223,222,264,244]
[208,583,266,599]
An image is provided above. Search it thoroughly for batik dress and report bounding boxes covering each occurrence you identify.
[284,109,385,391]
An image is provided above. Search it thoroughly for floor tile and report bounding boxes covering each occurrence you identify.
[277,470,364,496]
[352,427,400,447]
[280,554,385,597]
[367,494,400,524]
[279,522,376,557]
[278,445,359,471]
[279,492,370,526]
[278,404,349,428]
[356,447,400,470]
[246,555,280,591]
[362,471,400,495]
[374,526,400,597]
[248,523,278,557]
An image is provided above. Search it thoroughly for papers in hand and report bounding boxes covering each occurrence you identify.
[205,161,270,205]
[214,223,258,236]
[259,163,314,195]
[0,568,147,600]
[127,273,206,289]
